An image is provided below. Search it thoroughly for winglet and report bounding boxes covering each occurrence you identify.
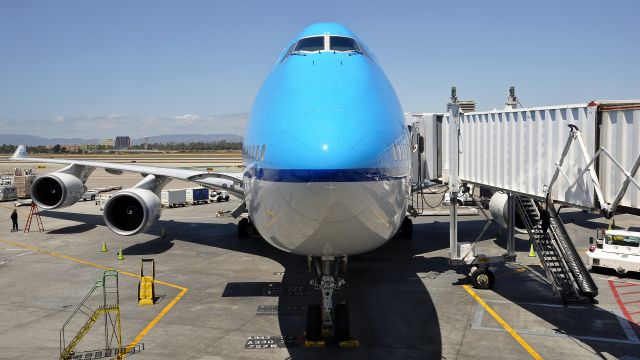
[11,145,27,159]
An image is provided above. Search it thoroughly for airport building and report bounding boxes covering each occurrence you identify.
[114,136,131,149]
[100,138,114,148]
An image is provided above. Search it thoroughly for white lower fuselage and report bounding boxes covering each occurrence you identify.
[245,178,409,256]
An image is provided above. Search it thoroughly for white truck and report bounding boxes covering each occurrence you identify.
[210,190,230,202]
[587,229,640,275]
[81,190,99,201]
[161,189,187,208]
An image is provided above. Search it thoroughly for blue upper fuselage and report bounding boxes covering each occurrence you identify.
[243,23,410,182]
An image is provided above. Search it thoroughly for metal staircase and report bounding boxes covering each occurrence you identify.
[60,271,122,360]
[515,196,598,301]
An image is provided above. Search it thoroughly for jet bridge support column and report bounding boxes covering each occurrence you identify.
[449,100,460,261]
[507,192,516,258]
[447,89,515,289]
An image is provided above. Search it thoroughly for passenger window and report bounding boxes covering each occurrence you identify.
[330,36,358,52]
[294,36,325,52]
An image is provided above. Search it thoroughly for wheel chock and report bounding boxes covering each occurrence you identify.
[338,339,360,348]
[304,340,326,348]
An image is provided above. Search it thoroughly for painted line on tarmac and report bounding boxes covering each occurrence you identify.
[463,285,543,360]
[0,238,189,359]
[472,298,640,344]
[7,251,33,259]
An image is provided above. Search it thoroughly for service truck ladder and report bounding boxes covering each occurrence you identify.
[515,196,598,301]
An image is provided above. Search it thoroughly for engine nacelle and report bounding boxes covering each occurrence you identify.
[31,173,86,209]
[488,192,527,234]
[103,188,161,236]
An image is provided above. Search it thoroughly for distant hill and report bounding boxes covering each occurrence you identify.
[0,134,100,146]
[134,134,243,144]
[0,133,243,146]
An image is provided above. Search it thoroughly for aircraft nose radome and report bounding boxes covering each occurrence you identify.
[304,109,347,152]
[288,108,396,169]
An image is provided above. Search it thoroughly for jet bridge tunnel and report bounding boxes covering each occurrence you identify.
[406,99,640,301]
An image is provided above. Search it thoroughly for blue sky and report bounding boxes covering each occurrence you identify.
[1,0,639,138]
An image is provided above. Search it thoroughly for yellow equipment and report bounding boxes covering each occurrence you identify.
[138,258,155,305]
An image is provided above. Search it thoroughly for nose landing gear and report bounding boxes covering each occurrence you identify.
[304,256,359,348]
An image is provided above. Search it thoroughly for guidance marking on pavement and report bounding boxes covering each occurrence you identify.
[463,285,543,360]
[0,238,188,359]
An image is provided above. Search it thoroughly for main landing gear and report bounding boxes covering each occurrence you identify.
[305,256,359,347]
[237,217,257,238]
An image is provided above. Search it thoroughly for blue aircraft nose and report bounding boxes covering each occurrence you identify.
[246,50,408,177]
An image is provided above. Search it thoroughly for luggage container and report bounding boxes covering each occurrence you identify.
[185,187,209,205]
[0,185,18,201]
[13,175,36,198]
[161,189,187,208]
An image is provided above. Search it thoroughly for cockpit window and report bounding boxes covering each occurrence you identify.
[294,36,325,52]
[330,36,359,52]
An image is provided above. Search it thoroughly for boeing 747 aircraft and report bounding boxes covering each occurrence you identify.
[10,22,412,343]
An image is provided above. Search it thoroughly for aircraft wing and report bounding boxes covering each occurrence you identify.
[10,145,245,198]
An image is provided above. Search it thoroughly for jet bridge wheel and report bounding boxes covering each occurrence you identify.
[306,304,323,341]
[471,268,495,290]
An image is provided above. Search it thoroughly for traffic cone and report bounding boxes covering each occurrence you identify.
[117,247,124,261]
[101,242,108,252]
[528,243,536,257]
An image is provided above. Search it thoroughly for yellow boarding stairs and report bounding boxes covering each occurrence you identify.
[138,258,155,305]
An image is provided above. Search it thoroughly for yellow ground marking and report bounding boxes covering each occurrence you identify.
[463,285,543,360]
[0,238,189,358]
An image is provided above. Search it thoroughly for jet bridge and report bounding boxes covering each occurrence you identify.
[408,94,640,301]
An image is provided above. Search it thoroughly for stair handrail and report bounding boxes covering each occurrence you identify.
[60,280,103,357]
[514,197,558,288]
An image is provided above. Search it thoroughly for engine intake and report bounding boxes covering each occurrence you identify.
[31,173,85,209]
[103,188,161,236]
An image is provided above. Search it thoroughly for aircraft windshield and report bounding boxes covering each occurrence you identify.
[330,36,359,52]
[294,36,325,52]
[606,235,640,247]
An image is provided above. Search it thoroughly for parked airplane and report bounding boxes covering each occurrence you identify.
[10,22,412,343]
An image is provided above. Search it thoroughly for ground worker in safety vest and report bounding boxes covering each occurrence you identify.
[10,209,18,231]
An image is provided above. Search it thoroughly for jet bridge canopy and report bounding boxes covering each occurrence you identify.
[407,100,640,212]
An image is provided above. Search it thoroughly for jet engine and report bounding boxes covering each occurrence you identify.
[103,188,161,236]
[30,173,86,209]
[488,192,527,234]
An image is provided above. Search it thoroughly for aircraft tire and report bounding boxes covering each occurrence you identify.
[334,303,350,342]
[238,218,250,238]
[306,304,322,341]
[400,217,413,238]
